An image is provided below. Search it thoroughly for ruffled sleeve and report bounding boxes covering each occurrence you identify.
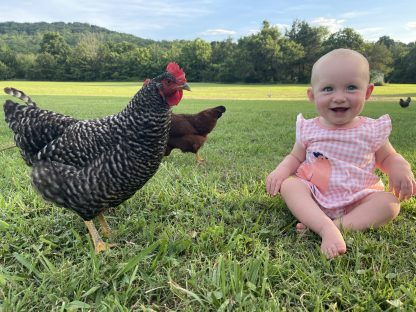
[295,113,306,148]
[373,114,392,151]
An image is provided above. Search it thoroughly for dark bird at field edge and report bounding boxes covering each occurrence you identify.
[399,96,411,108]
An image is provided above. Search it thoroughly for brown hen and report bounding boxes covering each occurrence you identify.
[165,106,226,163]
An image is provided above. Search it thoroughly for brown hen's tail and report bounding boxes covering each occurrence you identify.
[213,105,226,118]
[4,87,37,107]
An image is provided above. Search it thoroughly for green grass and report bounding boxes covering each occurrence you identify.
[0,82,416,311]
[2,81,416,101]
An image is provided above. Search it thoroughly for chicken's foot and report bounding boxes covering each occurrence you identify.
[97,213,112,238]
[196,152,205,164]
[84,220,109,253]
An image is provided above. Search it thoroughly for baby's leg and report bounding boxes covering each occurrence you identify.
[280,178,346,259]
[334,192,400,230]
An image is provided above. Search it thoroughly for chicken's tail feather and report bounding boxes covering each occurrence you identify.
[4,87,37,107]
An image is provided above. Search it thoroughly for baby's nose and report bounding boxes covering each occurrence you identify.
[333,91,346,102]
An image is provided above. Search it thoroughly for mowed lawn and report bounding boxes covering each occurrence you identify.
[0,82,415,311]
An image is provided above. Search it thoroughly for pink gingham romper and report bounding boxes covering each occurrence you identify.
[295,113,392,219]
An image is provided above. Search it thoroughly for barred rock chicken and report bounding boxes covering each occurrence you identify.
[164,106,226,163]
[399,96,411,108]
[3,63,190,252]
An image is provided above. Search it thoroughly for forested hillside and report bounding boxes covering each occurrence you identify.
[0,21,415,83]
[0,22,155,53]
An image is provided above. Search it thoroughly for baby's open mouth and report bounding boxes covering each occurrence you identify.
[331,107,349,112]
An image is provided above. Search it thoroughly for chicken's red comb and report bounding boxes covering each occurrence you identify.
[166,62,186,82]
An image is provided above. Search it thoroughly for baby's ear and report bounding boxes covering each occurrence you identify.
[307,87,315,102]
[365,83,374,100]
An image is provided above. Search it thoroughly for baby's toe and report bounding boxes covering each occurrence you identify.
[296,222,308,234]
[324,246,338,259]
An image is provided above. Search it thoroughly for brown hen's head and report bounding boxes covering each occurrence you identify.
[157,62,191,106]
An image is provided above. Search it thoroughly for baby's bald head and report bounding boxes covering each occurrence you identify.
[310,49,370,87]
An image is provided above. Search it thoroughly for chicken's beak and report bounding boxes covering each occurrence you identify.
[181,83,191,91]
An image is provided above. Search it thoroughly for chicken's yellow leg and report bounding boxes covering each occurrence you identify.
[84,220,109,253]
[97,213,112,238]
[196,152,204,164]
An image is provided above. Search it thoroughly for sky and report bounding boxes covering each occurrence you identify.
[1,0,415,44]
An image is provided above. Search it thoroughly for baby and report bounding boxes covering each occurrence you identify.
[266,48,416,259]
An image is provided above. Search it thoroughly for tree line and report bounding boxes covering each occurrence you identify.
[0,20,415,83]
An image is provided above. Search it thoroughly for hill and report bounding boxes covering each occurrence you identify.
[0,21,155,53]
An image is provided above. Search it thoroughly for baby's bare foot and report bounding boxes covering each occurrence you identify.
[319,225,346,259]
[296,222,308,233]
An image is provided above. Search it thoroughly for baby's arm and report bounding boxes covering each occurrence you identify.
[266,142,306,196]
[376,140,416,200]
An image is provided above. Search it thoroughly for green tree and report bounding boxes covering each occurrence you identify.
[39,32,71,80]
[15,53,36,79]
[277,38,304,82]
[143,42,179,77]
[365,42,393,84]
[40,32,70,57]
[30,52,58,80]
[208,39,239,82]
[237,21,284,82]
[377,37,411,82]
[0,45,17,78]
[0,60,12,79]
[396,43,416,83]
[68,33,101,80]
[97,41,137,80]
[124,47,152,80]
[286,20,328,82]
[178,38,212,81]
[377,36,396,49]
[323,28,365,54]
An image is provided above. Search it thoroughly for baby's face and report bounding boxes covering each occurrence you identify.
[308,51,373,129]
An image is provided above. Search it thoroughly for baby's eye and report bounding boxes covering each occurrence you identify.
[322,86,333,92]
[347,85,357,91]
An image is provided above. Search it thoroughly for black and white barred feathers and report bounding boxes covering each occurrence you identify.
[3,66,187,221]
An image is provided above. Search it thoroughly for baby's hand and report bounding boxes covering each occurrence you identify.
[266,168,288,196]
[388,169,416,200]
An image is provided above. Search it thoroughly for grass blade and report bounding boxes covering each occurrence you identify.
[169,280,205,306]
[113,240,160,278]
[13,252,41,278]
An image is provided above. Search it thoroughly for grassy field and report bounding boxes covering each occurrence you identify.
[1,81,416,101]
[0,82,415,311]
